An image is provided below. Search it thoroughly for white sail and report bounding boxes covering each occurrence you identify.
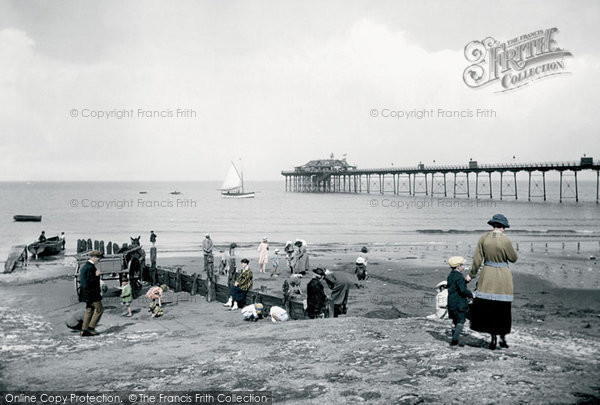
[220,163,243,191]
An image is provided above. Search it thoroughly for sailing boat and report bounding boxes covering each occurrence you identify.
[220,161,255,198]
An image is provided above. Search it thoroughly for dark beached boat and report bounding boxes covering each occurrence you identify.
[28,236,63,257]
[14,215,42,222]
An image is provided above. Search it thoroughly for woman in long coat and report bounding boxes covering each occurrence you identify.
[292,240,310,274]
[467,214,518,350]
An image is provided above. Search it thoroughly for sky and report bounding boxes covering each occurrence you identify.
[0,0,599,181]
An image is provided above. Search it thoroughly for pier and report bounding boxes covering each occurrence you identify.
[281,156,600,203]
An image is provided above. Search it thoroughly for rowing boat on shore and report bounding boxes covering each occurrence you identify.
[14,215,42,222]
[28,236,64,257]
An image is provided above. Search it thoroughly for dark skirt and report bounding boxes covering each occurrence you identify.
[230,286,247,307]
[469,297,512,335]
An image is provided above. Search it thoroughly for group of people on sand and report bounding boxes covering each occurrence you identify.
[77,213,518,348]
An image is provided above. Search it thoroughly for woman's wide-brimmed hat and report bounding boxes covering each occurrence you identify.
[230,242,237,248]
[487,213,510,228]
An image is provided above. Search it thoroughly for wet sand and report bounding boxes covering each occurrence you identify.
[1,244,599,403]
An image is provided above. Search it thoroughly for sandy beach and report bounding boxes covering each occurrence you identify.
[1,243,599,403]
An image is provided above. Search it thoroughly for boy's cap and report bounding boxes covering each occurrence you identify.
[448,256,465,268]
[274,248,279,253]
[241,258,249,264]
[89,250,104,258]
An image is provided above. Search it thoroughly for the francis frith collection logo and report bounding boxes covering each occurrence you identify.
[463,28,572,92]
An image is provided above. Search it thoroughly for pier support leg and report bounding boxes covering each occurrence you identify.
[575,171,579,202]
[500,172,503,200]
[425,173,428,196]
[367,175,370,194]
[560,171,563,203]
[514,172,518,200]
[475,172,479,199]
[393,174,397,195]
[528,171,532,202]
[379,174,383,194]
[489,172,493,199]
[543,172,546,201]
[596,170,600,204]
[466,173,470,198]
[443,173,447,197]
[453,173,457,198]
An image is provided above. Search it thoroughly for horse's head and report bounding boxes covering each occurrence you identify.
[130,236,141,247]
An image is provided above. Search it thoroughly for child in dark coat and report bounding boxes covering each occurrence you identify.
[446,256,473,346]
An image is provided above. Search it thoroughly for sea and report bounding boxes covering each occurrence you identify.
[1,180,599,263]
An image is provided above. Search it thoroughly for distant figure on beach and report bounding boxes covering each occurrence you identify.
[359,246,368,264]
[355,257,368,282]
[38,231,46,243]
[60,232,66,250]
[293,240,309,274]
[79,250,104,336]
[120,277,133,317]
[218,249,227,275]
[446,256,473,346]
[227,243,238,287]
[150,231,157,247]
[270,249,280,277]
[203,233,214,269]
[306,268,327,318]
[434,281,449,319]
[325,270,353,317]
[224,258,253,311]
[284,241,294,274]
[467,214,518,350]
[257,237,269,273]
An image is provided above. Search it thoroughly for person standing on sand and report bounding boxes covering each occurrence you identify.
[270,248,280,277]
[227,243,238,287]
[225,258,253,311]
[446,256,473,346]
[257,237,269,273]
[306,268,328,318]
[284,241,294,274]
[79,250,104,336]
[150,231,157,247]
[467,214,518,350]
[203,233,214,269]
[292,240,310,274]
[324,269,353,317]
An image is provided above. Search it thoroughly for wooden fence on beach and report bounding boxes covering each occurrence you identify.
[153,267,314,320]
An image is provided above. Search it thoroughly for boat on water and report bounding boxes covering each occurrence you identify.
[220,161,255,198]
[27,236,64,257]
[139,191,148,194]
[14,215,42,222]
[170,191,182,195]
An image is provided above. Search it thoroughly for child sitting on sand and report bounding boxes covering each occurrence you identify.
[446,256,473,346]
[120,277,133,317]
[146,284,168,317]
[241,303,264,322]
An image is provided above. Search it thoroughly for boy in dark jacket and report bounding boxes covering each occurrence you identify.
[447,256,473,346]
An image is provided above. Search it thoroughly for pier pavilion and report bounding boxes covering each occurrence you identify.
[281,156,600,203]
